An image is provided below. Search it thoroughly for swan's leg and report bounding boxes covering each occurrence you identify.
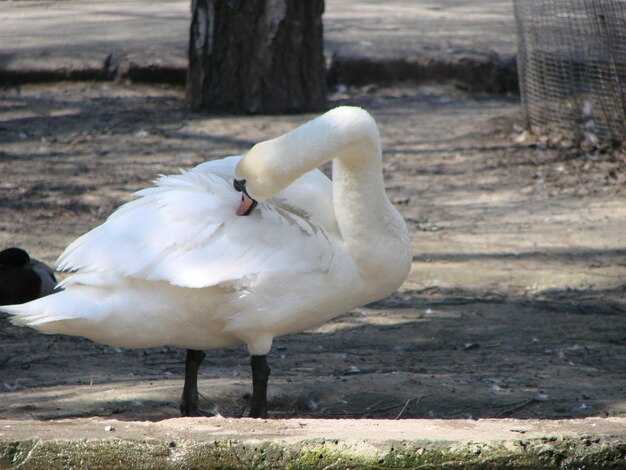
[180,349,207,417]
[249,355,271,418]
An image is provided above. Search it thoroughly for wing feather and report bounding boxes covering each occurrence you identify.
[57,156,338,289]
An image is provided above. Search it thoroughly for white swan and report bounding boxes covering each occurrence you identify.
[2,106,412,418]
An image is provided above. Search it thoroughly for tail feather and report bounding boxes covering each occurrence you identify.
[2,292,84,330]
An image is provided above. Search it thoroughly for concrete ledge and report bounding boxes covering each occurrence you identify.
[0,52,113,84]
[2,417,626,468]
[116,52,187,85]
[0,51,519,94]
[328,53,518,93]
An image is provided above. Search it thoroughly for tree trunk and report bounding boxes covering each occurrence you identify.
[187,0,326,114]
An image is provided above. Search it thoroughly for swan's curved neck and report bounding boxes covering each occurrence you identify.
[268,108,387,207]
[273,107,409,283]
[237,107,410,287]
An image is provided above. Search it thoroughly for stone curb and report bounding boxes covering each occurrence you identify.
[0,52,114,84]
[0,51,518,94]
[328,53,518,93]
[2,417,626,468]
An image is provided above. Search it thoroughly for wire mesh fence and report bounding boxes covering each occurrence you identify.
[514,0,626,147]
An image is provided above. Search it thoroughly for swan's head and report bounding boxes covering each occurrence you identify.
[234,106,378,216]
[234,138,300,215]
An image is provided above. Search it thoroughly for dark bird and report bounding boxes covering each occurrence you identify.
[0,247,57,305]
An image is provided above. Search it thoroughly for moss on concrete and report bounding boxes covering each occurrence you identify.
[1,439,171,470]
[1,436,625,469]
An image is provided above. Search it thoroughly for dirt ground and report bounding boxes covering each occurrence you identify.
[0,82,625,423]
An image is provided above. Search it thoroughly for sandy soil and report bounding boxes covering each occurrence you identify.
[0,82,625,423]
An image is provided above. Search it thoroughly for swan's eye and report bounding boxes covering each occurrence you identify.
[233,179,246,192]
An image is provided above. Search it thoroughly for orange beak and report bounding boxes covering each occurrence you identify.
[237,192,257,216]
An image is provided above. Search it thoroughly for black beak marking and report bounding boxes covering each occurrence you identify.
[233,178,246,193]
